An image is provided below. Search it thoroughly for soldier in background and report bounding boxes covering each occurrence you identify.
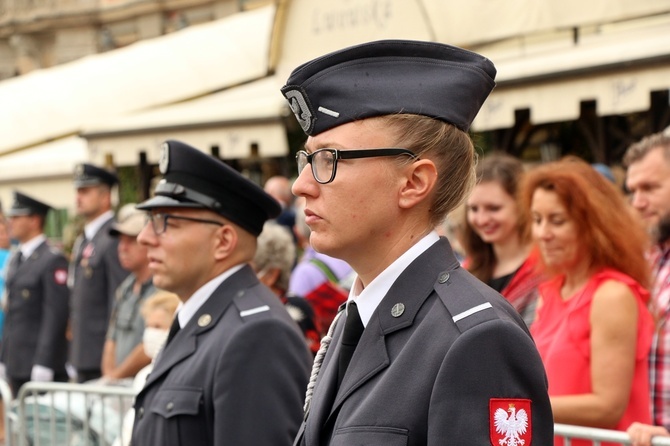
[69,163,129,383]
[0,191,69,395]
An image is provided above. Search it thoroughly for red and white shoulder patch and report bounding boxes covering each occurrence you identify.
[54,268,68,285]
[490,398,531,446]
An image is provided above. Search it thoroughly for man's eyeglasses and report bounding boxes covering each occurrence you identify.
[296,148,418,184]
[146,212,225,235]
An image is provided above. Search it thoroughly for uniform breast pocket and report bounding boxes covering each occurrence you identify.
[150,386,203,419]
[331,426,409,446]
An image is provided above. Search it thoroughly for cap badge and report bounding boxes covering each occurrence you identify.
[490,399,531,446]
[283,87,314,134]
[75,164,84,176]
[159,142,170,174]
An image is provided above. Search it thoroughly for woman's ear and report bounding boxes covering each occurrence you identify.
[258,267,281,288]
[398,159,438,209]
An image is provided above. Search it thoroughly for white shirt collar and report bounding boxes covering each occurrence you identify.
[20,234,47,259]
[348,231,440,326]
[84,210,114,240]
[176,263,246,329]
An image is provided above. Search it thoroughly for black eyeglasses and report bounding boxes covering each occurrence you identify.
[146,213,225,235]
[296,148,418,184]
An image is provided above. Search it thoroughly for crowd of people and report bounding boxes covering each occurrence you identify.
[0,38,668,445]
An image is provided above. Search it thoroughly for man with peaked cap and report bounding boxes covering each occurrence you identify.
[131,140,311,446]
[69,163,129,383]
[0,192,70,395]
[282,39,553,445]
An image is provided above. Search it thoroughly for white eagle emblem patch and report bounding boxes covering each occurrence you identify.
[490,399,531,446]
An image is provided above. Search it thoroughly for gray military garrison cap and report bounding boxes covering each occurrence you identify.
[281,39,496,136]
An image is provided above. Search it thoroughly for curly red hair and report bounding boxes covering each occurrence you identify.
[519,156,650,289]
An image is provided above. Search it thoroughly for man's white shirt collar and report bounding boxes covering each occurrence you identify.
[84,210,114,240]
[176,264,245,329]
[20,234,47,259]
[348,231,440,326]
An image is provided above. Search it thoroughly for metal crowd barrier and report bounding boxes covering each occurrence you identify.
[1,380,135,446]
[556,423,670,445]
[6,382,670,446]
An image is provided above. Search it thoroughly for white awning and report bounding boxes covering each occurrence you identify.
[472,18,670,131]
[82,76,289,165]
[0,136,89,211]
[0,4,276,154]
[422,0,669,47]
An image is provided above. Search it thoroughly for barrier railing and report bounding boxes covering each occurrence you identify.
[1,380,135,446]
[556,423,670,445]
[7,381,670,446]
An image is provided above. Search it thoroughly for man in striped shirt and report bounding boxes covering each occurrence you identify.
[625,131,670,432]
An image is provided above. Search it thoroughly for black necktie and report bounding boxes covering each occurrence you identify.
[338,301,364,387]
[165,317,181,345]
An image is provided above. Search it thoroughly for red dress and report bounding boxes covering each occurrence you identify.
[531,268,653,446]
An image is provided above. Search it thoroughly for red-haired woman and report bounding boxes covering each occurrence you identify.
[464,153,543,326]
[521,157,653,445]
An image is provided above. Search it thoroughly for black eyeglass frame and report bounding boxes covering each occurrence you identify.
[146,212,225,235]
[296,148,418,184]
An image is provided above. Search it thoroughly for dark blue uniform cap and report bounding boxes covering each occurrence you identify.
[136,140,281,236]
[281,39,496,136]
[73,163,119,188]
[8,191,52,217]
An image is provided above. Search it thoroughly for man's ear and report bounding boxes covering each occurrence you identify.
[213,224,238,260]
[398,159,438,209]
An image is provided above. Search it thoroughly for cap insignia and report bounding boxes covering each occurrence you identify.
[283,87,314,134]
[159,142,170,174]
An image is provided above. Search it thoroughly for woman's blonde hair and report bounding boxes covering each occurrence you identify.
[141,290,180,320]
[378,114,476,226]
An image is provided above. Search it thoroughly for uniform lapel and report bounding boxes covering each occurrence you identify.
[325,238,458,423]
[5,249,21,284]
[140,265,259,390]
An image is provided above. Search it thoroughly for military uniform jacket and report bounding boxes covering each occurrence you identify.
[295,238,554,446]
[69,218,129,370]
[1,241,69,378]
[131,265,312,446]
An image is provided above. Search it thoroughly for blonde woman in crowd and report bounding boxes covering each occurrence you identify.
[464,153,543,325]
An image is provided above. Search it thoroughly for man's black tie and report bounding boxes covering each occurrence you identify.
[338,301,364,387]
[165,317,181,345]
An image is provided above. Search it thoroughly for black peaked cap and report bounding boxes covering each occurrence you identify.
[136,140,281,236]
[73,163,119,188]
[7,191,52,217]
